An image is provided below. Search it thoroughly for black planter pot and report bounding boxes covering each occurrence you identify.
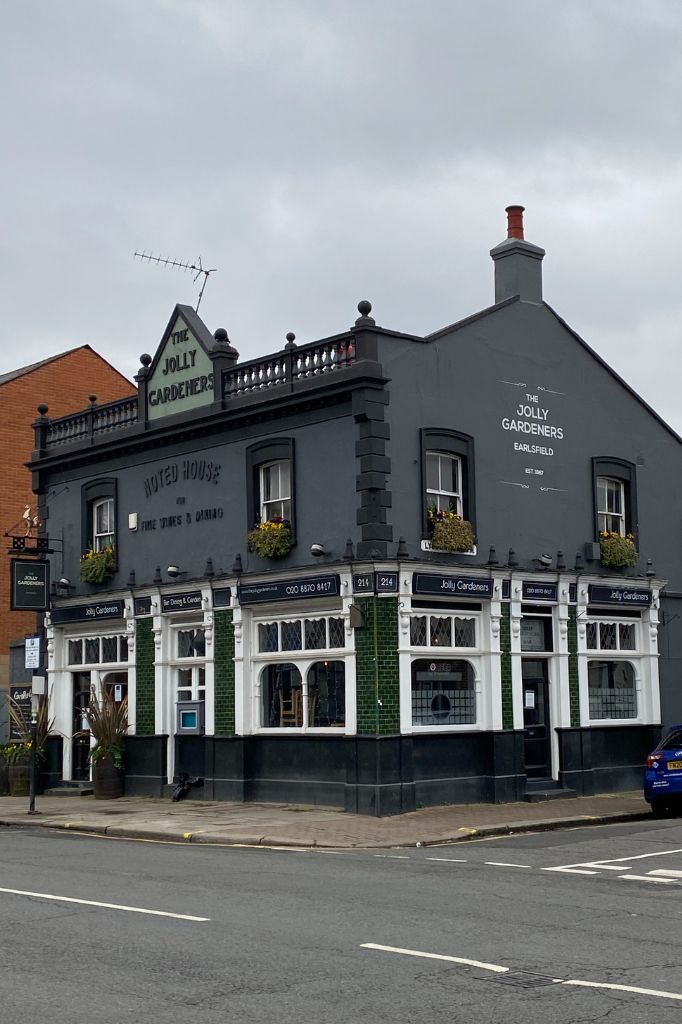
[0,761,9,796]
[93,757,124,799]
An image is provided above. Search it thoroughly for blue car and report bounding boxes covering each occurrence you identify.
[644,725,682,815]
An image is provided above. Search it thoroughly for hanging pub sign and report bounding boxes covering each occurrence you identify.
[412,573,494,599]
[238,574,340,605]
[522,581,558,602]
[588,585,651,607]
[10,559,49,611]
[161,591,203,613]
[51,600,124,624]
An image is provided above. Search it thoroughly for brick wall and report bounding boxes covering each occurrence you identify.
[135,618,156,734]
[213,610,235,734]
[0,347,134,689]
[355,596,400,735]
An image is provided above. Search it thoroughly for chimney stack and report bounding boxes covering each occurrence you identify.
[490,205,545,304]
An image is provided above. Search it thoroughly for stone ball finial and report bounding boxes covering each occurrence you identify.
[285,332,297,350]
[357,299,372,317]
[88,394,97,405]
[140,353,152,367]
[213,328,229,344]
[37,404,49,417]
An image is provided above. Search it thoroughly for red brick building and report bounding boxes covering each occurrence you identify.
[0,347,134,705]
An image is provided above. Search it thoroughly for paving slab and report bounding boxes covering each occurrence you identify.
[0,791,655,849]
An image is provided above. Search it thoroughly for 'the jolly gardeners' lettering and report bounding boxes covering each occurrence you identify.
[501,392,564,443]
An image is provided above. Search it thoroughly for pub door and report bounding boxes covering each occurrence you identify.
[72,672,91,781]
[522,659,551,778]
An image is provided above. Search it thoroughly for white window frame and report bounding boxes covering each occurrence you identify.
[597,476,625,536]
[66,632,130,667]
[252,612,351,734]
[408,611,477,650]
[585,617,638,653]
[93,496,115,551]
[425,451,462,517]
[260,460,291,522]
[170,623,207,703]
[410,657,478,728]
[586,658,638,722]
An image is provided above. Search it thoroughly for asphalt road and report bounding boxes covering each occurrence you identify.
[1,817,682,1023]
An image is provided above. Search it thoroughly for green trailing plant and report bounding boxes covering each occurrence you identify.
[247,517,293,559]
[80,545,115,583]
[76,690,128,770]
[599,531,638,569]
[428,505,476,553]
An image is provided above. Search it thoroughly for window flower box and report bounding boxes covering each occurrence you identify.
[247,518,293,559]
[80,546,116,584]
[427,507,476,554]
[599,531,638,569]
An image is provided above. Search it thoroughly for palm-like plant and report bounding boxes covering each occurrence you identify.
[78,690,128,769]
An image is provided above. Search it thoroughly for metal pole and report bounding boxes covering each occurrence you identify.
[28,709,37,814]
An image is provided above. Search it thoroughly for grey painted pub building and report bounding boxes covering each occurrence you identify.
[30,208,682,814]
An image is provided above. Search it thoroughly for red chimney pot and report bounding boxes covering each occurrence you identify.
[505,205,525,240]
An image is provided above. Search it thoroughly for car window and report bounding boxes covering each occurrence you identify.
[660,729,682,749]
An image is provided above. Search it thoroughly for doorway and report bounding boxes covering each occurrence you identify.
[72,672,91,781]
[522,659,551,778]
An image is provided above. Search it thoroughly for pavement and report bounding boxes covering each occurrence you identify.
[0,789,654,849]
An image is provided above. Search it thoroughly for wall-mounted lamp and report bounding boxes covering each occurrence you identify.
[167,565,187,579]
[310,543,328,557]
[536,553,553,568]
[56,577,73,591]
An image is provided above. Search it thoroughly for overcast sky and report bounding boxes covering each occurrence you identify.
[3,1,682,430]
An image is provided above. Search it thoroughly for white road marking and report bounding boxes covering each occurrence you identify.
[360,943,508,973]
[425,857,468,863]
[618,874,679,885]
[363,944,682,1003]
[542,867,597,875]
[648,869,682,878]
[484,861,531,869]
[581,863,633,871]
[373,855,410,860]
[0,886,210,921]
[551,847,682,872]
[563,979,682,1002]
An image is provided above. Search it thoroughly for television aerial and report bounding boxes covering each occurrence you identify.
[133,251,217,312]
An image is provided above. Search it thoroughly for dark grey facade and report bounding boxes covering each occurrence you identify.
[30,207,681,814]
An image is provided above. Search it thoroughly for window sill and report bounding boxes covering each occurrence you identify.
[421,540,477,556]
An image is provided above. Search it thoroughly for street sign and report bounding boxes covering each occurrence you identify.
[25,636,41,670]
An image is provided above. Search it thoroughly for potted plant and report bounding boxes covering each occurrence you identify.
[7,694,53,795]
[0,745,11,796]
[7,742,32,796]
[78,690,128,799]
[247,517,293,559]
[599,531,638,569]
[80,545,116,584]
[428,506,476,553]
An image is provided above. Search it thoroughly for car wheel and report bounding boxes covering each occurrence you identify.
[651,798,670,818]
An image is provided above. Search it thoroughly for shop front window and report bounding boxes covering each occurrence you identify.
[588,660,637,720]
[411,659,476,726]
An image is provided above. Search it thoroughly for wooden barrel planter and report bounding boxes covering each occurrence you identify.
[8,762,30,797]
[93,757,124,799]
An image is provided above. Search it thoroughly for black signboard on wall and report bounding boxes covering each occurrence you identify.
[238,574,340,605]
[9,684,32,740]
[10,559,49,611]
[161,591,203,613]
[522,581,558,602]
[51,600,124,624]
[412,573,494,599]
[588,585,651,607]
